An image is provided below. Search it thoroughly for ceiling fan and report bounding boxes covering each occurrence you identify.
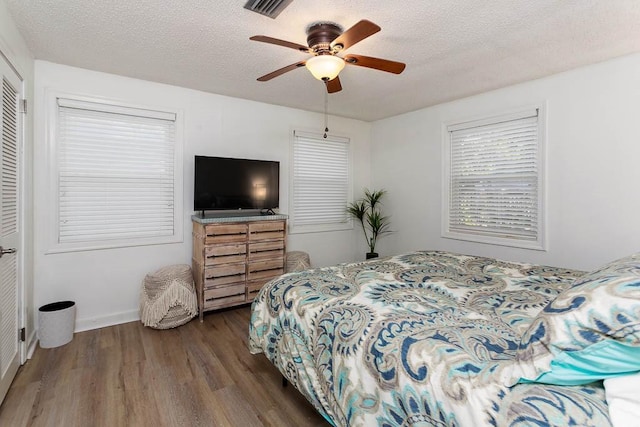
[250,19,406,93]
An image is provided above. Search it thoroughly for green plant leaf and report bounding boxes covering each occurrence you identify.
[364,189,386,210]
[346,200,367,221]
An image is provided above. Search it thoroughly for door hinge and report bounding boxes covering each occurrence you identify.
[20,99,27,114]
[19,327,25,342]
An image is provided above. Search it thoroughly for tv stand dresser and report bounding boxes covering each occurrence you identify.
[192,214,287,321]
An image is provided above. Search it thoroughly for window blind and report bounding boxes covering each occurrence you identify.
[57,98,177,243]
[447,110,540,242]
[292,131,350,228]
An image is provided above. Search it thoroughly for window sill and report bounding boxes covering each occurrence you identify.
[45,234,184,254]
[442,231,546,251]
[289,221,353,235]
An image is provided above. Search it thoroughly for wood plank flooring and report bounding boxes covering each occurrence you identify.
[0,306,329,427]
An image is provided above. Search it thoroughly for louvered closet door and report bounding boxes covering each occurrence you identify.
[0,55,21,405]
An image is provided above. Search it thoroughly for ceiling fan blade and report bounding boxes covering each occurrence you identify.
[257,61,307,81]
[250,35,310,53]
[325,76,342,93]
[343,54,406,74]
[330,20,380,51]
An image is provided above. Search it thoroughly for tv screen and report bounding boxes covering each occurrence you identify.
[194,156,280,212]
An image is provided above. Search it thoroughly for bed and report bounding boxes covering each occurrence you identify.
[249,250,640,426]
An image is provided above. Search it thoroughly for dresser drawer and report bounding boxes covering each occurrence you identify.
[248,220,285,241]
[248,259,284,281]
[204,283,245,300]
[246,280,266,301]
[203,293,246,310]
[248,269,283,281]
[204,223,248,244]
[204,264,246,287]
[204,243,247,266]
[248,240,284,261]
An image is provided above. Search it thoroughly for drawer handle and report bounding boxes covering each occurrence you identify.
[206,273,244,279]
[208,232,245,237]
[250,267,282,274]
[207,252,244,258]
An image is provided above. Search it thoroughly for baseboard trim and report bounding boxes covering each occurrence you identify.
[75,309,140,332]
[26,330,37,360]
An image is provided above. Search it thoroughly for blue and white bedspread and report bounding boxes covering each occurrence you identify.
[248,251,612,426]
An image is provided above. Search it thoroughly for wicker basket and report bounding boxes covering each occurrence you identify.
[140,264,198,329]
[286,251,311,273]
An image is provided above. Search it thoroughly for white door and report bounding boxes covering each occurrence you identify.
[0,54,22,405]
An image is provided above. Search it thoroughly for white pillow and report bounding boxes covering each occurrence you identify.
[604,371,640,427]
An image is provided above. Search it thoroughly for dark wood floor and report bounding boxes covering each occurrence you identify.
[0,306,329,426]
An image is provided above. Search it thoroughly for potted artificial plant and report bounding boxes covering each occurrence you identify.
[346,189,391,259]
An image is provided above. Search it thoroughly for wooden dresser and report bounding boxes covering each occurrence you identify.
[192,215,287,321]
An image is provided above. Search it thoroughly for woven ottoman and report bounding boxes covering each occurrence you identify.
[286,251,311,273]
[140,264,198,329]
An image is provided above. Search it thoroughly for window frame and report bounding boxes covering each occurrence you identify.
[46,91,184,253]
[441,104,547,250]
[288,129,353,235]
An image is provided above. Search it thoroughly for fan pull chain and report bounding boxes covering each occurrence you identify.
[323,86,329,138]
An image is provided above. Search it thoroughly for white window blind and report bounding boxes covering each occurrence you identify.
[444,108,544,249]
[291,130,350,232]
[56,98,178,245]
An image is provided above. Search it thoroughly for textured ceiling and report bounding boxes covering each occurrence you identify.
[5,0,640,121]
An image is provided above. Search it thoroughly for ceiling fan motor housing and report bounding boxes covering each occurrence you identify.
[306,22,343,53]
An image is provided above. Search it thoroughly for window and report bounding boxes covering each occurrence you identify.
[290,130,351,233]
[49,96,183,252]
[442,107,545,250]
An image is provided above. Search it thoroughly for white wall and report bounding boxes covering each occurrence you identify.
[34,61,372,331]
[371,53,640,272]
[0,0,35,354]
[32,46,640,333]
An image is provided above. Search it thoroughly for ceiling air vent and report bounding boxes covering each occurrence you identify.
[244,0,293,19]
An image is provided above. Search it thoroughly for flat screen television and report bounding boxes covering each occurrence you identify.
[194,155,280,213]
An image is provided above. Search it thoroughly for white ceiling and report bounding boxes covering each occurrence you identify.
[5,0,640,122]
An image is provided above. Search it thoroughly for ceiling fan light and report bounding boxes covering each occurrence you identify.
[305,55,345,81]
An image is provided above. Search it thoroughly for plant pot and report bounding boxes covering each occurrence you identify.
[366,252,379,259]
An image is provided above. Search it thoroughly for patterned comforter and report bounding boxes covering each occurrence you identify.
[248,251,612,426]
